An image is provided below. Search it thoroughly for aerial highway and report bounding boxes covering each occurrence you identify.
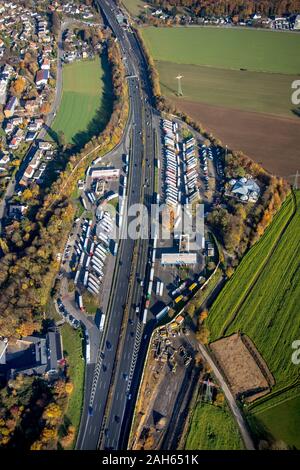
[76,0,156,450]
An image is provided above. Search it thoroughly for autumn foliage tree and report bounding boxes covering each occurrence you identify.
[10,77,26,97]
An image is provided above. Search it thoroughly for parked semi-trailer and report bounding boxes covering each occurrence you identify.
[88,278,100,291]
[159,281,164,297]
[87,283,99,295]
[87,192,94,205]
[89,274,100,286]
[113,242,118,256]
[92,258,104,270]
[95,248,107,259]
[94,251,106,263]
[74,269,80,285]
[172,281,188,297]
[81,197,87,210]
[92,265,103,277]
[87,284,99,295]
[156,281,160,296]
[142,309,148,325]
[83,270,89,287]
[99,314,105,331]
[156,305,170,322]
[78,294,84,311]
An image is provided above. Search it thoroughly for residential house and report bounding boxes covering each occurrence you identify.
[28,118,43,131]
[39,141,52,151]
[0,152,10,164]
[4,95,18,117]
[41,58,50,70]
[36,69,49,86]
[25,98,41,115]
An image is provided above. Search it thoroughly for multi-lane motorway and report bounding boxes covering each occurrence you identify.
[76,0,156,450]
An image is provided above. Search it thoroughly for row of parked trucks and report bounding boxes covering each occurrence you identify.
[162,119,180,208]
[182,137,200,204]
[72,218,108,296]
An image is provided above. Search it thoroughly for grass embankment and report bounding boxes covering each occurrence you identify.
[185,402,243,450]
[61,324,85,447]
[141,27,300,118]
[50,56,113,145]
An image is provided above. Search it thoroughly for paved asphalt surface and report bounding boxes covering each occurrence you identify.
[76,0,156,450]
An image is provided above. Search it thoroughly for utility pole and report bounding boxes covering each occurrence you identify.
[176,75,183,96]
[289,171,299,189]
[294,170,299,190]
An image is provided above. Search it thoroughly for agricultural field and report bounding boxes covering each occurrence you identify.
[141,26,300,177]
[185,402,243,450]
[251,394,300,449]
[49,56,113,146]
[158,61,297,118]
[207,190,300,391]
[141,27,300,73]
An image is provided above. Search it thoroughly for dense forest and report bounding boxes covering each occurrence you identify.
[147,0,300,16]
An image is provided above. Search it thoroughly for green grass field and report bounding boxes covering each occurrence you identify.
[50,56,113,146]
[252,394,300,449]
[185,402,243,450]
[61,324,85,446]
[141,27,300,74]
[207,191,300,391]
[141,27,300,117]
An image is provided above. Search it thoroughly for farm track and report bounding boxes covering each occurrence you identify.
[221,191,297,337]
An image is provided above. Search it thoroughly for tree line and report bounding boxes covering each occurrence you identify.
[146,0,300,17]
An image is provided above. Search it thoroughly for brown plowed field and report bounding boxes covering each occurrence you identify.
[173,99,300,180]
[210,333,273,402]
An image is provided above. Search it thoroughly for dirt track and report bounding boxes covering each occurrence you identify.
[173,99,300,180]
